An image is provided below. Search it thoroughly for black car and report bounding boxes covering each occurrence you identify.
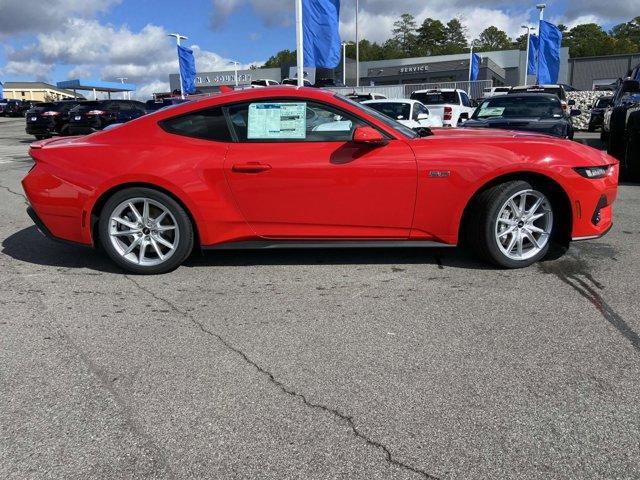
[144,98,188,114]
[461,93,580,139]
[602,65,640,161]
[623,104,640,181]
[587,95,612,132]
[25,100,84,139]
[68,100,146,135]
[1,99,33,117]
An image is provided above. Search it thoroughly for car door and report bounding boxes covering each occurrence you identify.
[223,99,417,239]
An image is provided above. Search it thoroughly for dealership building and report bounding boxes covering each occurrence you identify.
[169,47,640,94]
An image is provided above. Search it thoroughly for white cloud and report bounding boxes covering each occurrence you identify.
[0,0,122,36]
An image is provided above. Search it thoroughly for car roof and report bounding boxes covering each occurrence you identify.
[412,88,457,93]
[362,99,416,105]
[481,92,560,101]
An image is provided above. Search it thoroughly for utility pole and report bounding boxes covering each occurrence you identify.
[341,42,353,86]
[168,33,188,99]
[117,77,128,99]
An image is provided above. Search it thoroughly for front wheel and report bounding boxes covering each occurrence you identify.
[467,181,555,268]
[99,188,194,274]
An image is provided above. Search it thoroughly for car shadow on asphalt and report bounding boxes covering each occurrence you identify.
[3,225,510,273]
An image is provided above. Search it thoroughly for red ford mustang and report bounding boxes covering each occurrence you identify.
[22,87,618,274]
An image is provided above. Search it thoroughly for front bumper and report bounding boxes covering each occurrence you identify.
[569,163,618,241]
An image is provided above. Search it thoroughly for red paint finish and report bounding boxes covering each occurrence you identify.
[22,87,618,249]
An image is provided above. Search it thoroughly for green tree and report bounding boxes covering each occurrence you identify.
[474,26,512,51]
[392,13,418,56]
[262,49,297,68]
[564,23,631,57]
[611,16,640,51]
[441,18,468,54]
[514,33,528,51]
[416,18,447,55]
[345,39,386,62]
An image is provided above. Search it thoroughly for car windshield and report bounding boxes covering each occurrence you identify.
[410,91,457,105]
[620,93,640,104]
[473,96,564,119]
[336,94,417,139]
[595,98,611,108]
[70,101,101,112]
[511,87,565,100]
[365,102,412,121]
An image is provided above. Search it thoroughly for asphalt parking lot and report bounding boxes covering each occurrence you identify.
[1,116,639,480]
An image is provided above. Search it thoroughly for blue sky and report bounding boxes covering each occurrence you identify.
[0,0,635,98]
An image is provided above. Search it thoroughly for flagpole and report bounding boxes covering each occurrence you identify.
[522,25,534,86]
[295,0,304,87]
[536,4,546,85]
[355,0,360,89]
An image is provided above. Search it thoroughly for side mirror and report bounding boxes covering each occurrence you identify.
[352,126,388,146]
[570,109,582,117]
[568,99,576,106]
[417,113,429,120]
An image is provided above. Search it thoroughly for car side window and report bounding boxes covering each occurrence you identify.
[226,101,366,142]
[159,106,232,142]
[460,92,471,107]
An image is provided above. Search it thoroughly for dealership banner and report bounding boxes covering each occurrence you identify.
[538,21,562,84]
[302,0,341,68]
[470,53,481,81]
[177,45,197,94]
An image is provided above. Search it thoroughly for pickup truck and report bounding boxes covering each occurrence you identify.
[409,88,476,127]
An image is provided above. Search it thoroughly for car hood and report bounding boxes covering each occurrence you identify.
[414,125,616,168]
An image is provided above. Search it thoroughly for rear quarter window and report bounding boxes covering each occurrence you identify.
[159,106,232,142]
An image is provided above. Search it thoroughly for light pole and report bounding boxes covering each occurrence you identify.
[355,0,360,88]
[536,3,546,21]
[341,41,353,86]
[117,77,128,100]
[521,25,536,86]
[230,61,240,87]
[168,33,188,99]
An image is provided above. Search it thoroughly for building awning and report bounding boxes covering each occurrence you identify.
[56,79,136,93]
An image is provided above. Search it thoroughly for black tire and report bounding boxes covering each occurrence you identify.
[600,130,609,143]
[98,187,194,274]
[466,180,554,268]
[624,132,640,182]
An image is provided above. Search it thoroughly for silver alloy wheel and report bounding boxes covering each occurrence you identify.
[108,197,180,267]
[495,189,553,261]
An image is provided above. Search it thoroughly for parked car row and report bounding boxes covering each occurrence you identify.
[1,99,41,117]
[24,99,148,139]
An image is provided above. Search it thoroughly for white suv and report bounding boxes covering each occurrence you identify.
[409,88,476,127]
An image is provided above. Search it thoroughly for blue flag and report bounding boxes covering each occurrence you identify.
[527,34,539,75]
[177,45,197,94]
[538,21,562,84]
[470,53,481,81]
[302,0,341,69]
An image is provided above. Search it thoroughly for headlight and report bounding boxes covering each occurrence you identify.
[574,166,609,179]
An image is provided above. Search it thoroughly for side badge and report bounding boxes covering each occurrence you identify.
[428,170,451,178]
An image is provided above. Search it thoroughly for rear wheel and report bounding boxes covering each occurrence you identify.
[624,132,640,182]
[467,181,555,268]
[99,188,194,274]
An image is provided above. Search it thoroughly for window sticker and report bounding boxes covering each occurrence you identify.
[247,103,306,139]
[477,106,505,117]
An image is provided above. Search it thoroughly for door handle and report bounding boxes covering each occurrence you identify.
[232,162,272,173]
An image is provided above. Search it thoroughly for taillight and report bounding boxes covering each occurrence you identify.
[87,110,105,116]
[444,106,453,121]
[42,111,60,116]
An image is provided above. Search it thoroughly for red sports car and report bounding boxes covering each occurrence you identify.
[23,87,618,274]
